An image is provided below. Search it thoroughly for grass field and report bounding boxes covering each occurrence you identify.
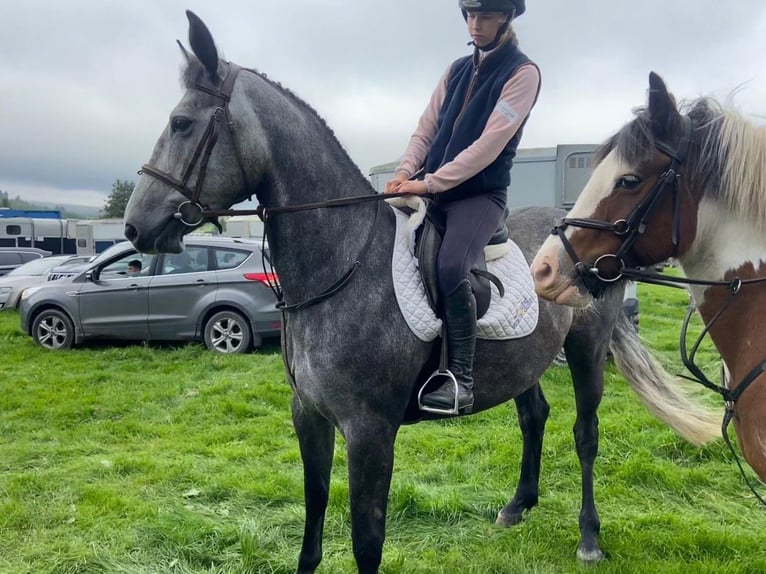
[1,282,764,574]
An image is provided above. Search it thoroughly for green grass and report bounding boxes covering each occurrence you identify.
[0,283,764,574]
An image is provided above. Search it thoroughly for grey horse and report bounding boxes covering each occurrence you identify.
[123,12,719,574]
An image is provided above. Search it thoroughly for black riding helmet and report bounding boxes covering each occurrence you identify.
[459,0,525,19]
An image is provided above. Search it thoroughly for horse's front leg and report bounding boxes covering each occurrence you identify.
[496,382,550,526]
[565,340,606,563]
[344,414,398,574]
[292,395,336,574]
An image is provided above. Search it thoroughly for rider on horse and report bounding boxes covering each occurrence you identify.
[385,0,540,414]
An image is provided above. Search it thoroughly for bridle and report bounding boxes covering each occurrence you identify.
[551,115,693,296]
[549,114,766,503]
[139,61,247,228]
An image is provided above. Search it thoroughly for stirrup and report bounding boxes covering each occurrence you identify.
[417,369,461,415]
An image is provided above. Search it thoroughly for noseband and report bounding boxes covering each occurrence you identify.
[139,61,245,227]
[551,116,693,295]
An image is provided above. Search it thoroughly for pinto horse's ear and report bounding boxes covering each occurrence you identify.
[186,10,219,84]
[647,72,681,142]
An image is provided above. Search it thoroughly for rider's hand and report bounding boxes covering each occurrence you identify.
[396,180,428,196]
[384,173,408,194]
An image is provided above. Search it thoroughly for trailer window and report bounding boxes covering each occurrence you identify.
[4,225,21,235]
[563,152,596,206]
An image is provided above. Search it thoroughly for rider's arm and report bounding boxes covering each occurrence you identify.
[394,65,452,179]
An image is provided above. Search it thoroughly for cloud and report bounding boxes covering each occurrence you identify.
[0,0,764,206]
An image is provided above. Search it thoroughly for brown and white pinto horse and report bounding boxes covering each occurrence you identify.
[532,72,766,484]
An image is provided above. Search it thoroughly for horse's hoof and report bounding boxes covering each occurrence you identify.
[576,545,604,563]
[495,510,523,527]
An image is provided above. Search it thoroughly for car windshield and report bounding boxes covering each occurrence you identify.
[6,256,75,277]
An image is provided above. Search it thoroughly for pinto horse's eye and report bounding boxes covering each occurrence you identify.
[171,117,192,133]
[616,175,642,190]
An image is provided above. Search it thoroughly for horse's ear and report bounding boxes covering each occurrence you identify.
[186,10,219,84]
[647,72,680,141]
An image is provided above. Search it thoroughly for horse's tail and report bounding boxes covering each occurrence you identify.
[609,312,720,446]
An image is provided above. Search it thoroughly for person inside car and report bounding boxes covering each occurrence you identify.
[127,259,142,275]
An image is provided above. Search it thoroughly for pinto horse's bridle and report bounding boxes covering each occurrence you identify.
[551,115,693,296]
[139,61,247,228]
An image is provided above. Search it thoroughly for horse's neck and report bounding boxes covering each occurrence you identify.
[682,198,766,381]
[682,198,766,302]
[267,188,382,301]
[243,74,381,296]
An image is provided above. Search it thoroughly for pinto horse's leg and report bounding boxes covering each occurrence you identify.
[496,383,550,526]
[344,415,398,574]
[292,396,336,574]
[564,338,606,563]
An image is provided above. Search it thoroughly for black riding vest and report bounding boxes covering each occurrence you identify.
[425,41,536,205]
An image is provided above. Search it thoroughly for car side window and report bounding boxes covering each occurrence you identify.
[100,252,156,278]
[0,253,22,266]
[161,246,209,275]
[216,248,249,270]
[19,253,44,263]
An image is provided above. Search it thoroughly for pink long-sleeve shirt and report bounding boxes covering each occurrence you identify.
[395,52,540,194]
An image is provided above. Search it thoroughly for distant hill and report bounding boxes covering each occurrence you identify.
[0,190,103,219]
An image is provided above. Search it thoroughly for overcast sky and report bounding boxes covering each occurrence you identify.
[1,0,765,208]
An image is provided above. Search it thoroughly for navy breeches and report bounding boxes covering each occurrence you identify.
[431,194,506,297]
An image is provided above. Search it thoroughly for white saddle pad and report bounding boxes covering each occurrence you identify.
[390,202,539,342]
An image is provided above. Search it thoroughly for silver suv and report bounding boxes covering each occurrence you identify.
[19,237,280,353]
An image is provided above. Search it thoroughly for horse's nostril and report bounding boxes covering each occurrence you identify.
[124,224,137,242]
[533,261,553,285]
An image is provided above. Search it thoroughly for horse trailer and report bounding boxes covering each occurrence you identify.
[0,216,125,256]
[368,144,639,328]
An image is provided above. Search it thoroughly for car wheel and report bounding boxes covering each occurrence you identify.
[203,310,252,354]
[32,309,75,350]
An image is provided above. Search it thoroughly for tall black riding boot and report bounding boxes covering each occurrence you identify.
[421,279,476,414]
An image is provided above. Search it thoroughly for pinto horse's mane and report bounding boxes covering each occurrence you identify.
[598,98,766,232]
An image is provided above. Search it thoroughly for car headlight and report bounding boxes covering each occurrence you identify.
[20,286,43,300]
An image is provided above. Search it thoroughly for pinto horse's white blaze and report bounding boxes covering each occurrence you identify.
[683,197,766,307]
[531,151,629,306]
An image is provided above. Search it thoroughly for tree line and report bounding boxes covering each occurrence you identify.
[0,179,135,219]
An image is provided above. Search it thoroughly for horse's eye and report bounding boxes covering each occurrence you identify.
[171,117,192,133]
[616,175,641,190]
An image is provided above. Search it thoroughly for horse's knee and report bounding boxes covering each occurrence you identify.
[573,418,599,460]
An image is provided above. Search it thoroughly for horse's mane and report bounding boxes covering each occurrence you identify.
[598,97,766,231]
[182,58,372,188]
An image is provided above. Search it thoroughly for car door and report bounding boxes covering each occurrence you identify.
[77,252,156,339]
[146,245,216,340]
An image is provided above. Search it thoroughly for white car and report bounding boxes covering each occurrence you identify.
[0,255,91,310]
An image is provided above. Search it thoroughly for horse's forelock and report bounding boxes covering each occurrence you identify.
[182,58,207,90]
[593,108,658,171]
